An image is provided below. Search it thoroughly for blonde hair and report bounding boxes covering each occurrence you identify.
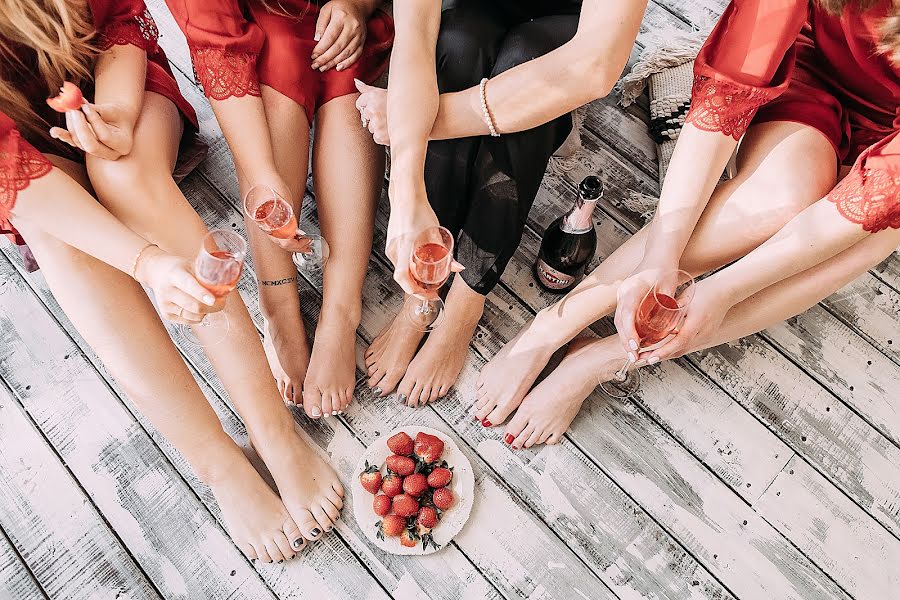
[818,0,900,63]
[0,0,96,145]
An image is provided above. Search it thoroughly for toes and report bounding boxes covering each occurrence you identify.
[512,423,535,449]
[273,531,296,561]
[295,509,322,541]
[256,544,273,564]
[428,386,441,404]
[504,411,529,442]
[416,384,431,408]
[287,383,300,405]
[547,432,562,445]
[329,392,342,415]
[311,504,335,532]
[524,428,543,448]
[367,368,385,390]
[303,387,323,419]
[320,394,335,418]
[321,499,340,522]
[284,522,307,554]
[538,430,553,445]
[438,383,451,398]
[332,479,345,497]
[485,400,517,428]
[265,540,285,563]
[239,543,257,561]
[326,488,344,510]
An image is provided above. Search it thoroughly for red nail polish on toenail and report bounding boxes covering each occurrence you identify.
[482,419,492,427]
[512,445,519,450]
[504,433,514,445]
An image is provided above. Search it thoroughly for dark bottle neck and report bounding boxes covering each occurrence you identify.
[562,197,598,234]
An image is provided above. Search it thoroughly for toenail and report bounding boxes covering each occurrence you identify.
[323,413,331,418]
[292,539,304,549]
[398,394,406,403]
[310,528,321,537]
[331,411,338,415]
[278,560,283,563]
[372,387,382,396]
[504,433,514,445]
[648,356,660,364]
[310,406,322,418]
[482,419,492,427]
[512,445,519,449]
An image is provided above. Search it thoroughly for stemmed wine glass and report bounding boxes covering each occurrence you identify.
[243,184,330,275]
[406,226,454,332]
[599,269,695,398]
[177,229,247,347]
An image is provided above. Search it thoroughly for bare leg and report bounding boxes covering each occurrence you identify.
[397,276,485,407]
[16,159,305,562]
[303,94,381,417]
[88,92,344,545]
[364,294,428,397]
[506,224,899,448]
[476,121,838,425]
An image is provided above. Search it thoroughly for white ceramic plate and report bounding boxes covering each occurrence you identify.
[352,426,474,555]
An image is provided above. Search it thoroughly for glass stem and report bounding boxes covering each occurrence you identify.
[614,353,637,381]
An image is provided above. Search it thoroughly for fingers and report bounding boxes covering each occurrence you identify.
[354,78,374,95]
[311,11,343,66]
[174,271,218,309]
[49,127,78,148]
[160,302,205,325]
[313,3,332,44]
[67,110,120,160]
[613,293,641,361]
[312,25,355,72]
[81,104,113,144]
[450,261,466,273]
[318,33,362,72]
[165,289,216,319]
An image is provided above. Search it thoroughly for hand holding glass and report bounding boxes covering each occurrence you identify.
[406,226,454,332]
[599,270,695,398]
[243,184,330,274]
[177,229,246,347]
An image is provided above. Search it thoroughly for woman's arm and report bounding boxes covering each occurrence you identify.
[431,0,646,139]
[383,0,443,292]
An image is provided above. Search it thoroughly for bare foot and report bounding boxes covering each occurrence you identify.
[206,448,307,563]
[254,427,345,543]
[474,313,560,427]
[397,294,482,407]
[364,297,425,396]
[303,316,358,419]
[503,336,624,448]
[263,316,311,405]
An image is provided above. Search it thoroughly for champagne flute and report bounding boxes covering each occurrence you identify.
[406,226,454,332]
[599,270,695,398]
[243,184,330,275]
[177,229,247,347]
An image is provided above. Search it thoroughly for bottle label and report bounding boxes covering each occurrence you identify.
[536,259,576,290]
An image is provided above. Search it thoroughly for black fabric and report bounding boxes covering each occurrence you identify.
[425,0,580,295]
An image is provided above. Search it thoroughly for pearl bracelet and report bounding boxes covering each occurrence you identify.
[479,78,500,137]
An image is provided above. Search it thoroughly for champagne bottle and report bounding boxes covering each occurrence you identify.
[534,174,602,293]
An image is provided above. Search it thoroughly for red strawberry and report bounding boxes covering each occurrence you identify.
[400,528,419,548]
[427,467,452,488]
[414,432,444,464]
[392,493,420,517]
[46,82,84,113]
[433,487,454,510]
[416,506,438,529]
[387,432,414,456]
[381,473,403,497]
[359,461,382,495]
[386,455,416,476]
[403,473,428,497]
[376,514,406,539]
[373,494,391,517]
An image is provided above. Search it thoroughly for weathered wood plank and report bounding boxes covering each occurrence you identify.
[0,527,47,600]
[0,253,280,600]
[756,456,900,600]
[0,380,159,600]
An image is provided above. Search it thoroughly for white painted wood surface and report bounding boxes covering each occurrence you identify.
[0,0,897,598]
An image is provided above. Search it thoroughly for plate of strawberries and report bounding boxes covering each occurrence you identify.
[353,426,474,555]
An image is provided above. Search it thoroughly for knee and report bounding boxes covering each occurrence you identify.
[435,9,497,92]
[88,156,172,208]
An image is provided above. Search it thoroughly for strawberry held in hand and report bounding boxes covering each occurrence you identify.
[46,82,84,113]
[414,432,444,464]
[359,461,382,494]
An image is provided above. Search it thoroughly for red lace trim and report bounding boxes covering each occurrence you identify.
[685,75,775,141]
[190,48,261,100]
[97,8,159,54]
[0,130,53,221]
[826,163,900,233]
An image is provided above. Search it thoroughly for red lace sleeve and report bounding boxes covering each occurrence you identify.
[685,0,807,140]
[0,116,53,229]
[826,133,900,233]
[164,0,265,100]
[96,7,159,54]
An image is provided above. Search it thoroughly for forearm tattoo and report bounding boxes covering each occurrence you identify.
[258,277,298,286]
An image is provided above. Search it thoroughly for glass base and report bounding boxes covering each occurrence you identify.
[292,235,330,276]
[406,296,445,332]
[176,313,230,347]
[598,368,641,399]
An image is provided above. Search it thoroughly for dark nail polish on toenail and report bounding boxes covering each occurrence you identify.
[372,387,382,396]
[292,539,303,549]
[504,433,514,444]
[278,560,283,563]
[310,528,321,537]
[398,394,406,404]
[481,419,492,427]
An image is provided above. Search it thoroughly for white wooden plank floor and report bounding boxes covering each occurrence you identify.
[1,0,898,598]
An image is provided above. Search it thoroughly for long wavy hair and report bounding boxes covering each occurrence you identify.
[819,0,900,63]
[0,0,96,146]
